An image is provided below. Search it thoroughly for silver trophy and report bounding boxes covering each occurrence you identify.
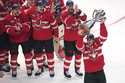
[85,9,106,30]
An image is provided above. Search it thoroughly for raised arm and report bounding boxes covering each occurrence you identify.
[99,20,108,42]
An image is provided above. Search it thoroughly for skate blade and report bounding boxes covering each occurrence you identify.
[75,74,83,79]
[64,76,72,80]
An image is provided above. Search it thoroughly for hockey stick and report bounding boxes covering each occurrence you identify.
[108,16,125,26]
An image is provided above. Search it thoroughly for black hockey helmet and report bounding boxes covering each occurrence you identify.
[87,34,94,41]
[55,4,61,16]
[11,3,20,10]
[35,0,47,7]
[66,0,74,7]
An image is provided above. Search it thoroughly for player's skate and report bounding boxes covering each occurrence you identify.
[35,68,43,76]
[64,71,72,79]
[49,70,55,78]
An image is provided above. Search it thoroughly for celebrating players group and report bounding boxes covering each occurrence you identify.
[0,0,107,83]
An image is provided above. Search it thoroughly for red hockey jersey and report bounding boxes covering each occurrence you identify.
[76,23,108,73]
[0,3,9,35]
[0,5,8,17]
[62,10,87,41]
[30,7,58,40]
[3,11,31,43]
[0,21,5,35]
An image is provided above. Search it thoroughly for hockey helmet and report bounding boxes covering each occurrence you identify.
[66,0,74,7]
[55,3,61,16]
[35,0,46,7]
[87,34,94,41]
[11,3,20,10]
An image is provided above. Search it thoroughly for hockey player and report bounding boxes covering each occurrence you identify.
[3,3,33,77]
[76,18,107,83]
[0,20,6,78]
[51,0,66,60]
[61,0,87,78]
[0,0,11,73]
[28,0,58,77]
[21,0,36,70]
[21,0,49,70]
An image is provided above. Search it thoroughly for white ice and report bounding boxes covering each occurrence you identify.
[1,0,125,83]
